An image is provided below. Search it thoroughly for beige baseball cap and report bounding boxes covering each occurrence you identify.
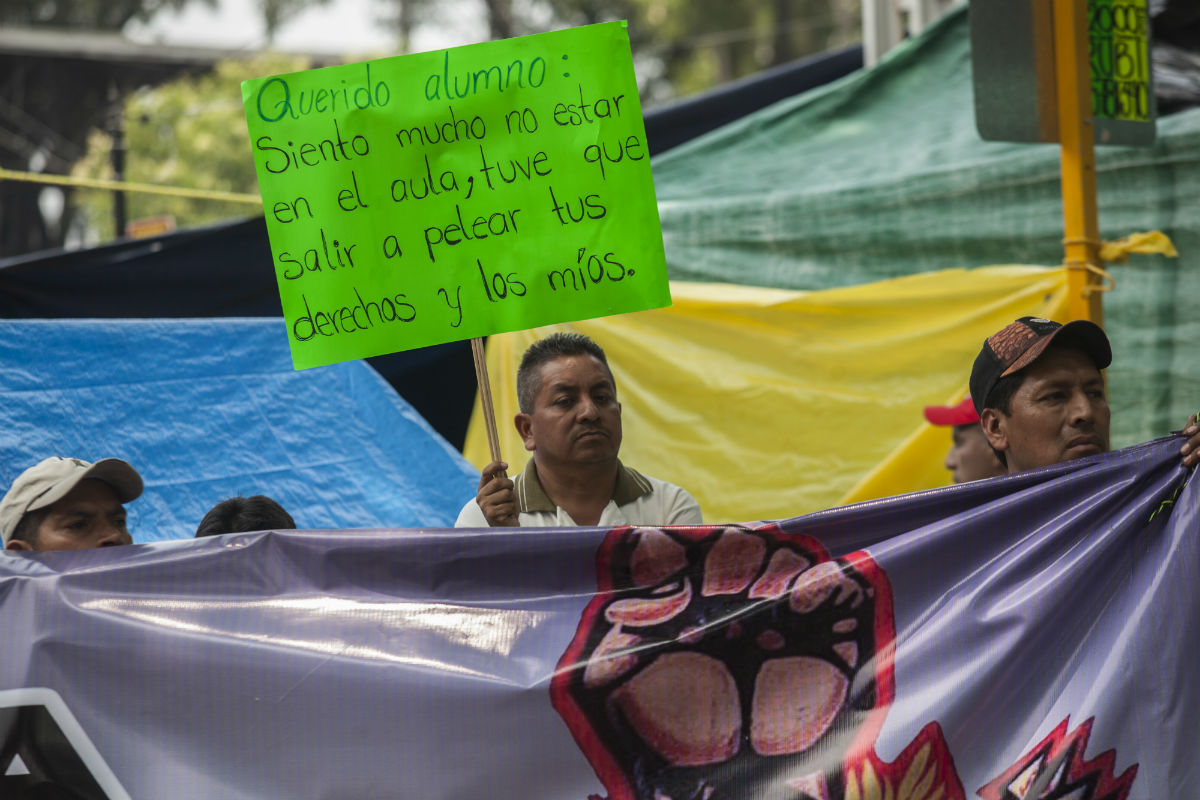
[0,457,144,545]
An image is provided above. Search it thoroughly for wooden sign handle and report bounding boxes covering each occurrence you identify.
[470,337,505,470]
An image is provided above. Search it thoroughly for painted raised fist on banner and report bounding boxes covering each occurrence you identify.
[551,524,894,800]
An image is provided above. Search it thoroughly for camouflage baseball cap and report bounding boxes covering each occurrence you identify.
[970,317,1112,416]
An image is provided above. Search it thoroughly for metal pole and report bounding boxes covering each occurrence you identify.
[107,82,127,239]
[1053,0,1104,325]
[863,0,902,67]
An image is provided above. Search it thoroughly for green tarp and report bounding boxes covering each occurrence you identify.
[653,5,1200,449]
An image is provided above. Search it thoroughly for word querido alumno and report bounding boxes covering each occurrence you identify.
[242,22,671,370]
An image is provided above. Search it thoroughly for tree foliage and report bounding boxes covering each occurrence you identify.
[0,0,218,255]
[373,0,440,54]
[369,0,858,100]
[259,0,332,42]
[72,54,310,237]
[617,0,859,98]
[65,0,858,245]
[0,0,212,29]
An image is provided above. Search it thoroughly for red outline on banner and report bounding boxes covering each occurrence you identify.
[845,721,966,800]
[550,526,636,799]
[977,717,1137,800]
[550,523,904,800]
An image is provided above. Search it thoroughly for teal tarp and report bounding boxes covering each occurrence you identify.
[653,6,1200,448]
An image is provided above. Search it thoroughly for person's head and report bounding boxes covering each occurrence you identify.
[0,457,143,551]
[970,317,1112,474]
[514,332,622,470]
[923,396,1006,483]
[195,495,296,537]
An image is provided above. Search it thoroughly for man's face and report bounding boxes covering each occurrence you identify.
[6,479,132,551]
[946,423,1005,483]
[981,346,1110,473]
[516,354,622,469]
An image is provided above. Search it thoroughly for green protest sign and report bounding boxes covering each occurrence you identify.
[241,22,671,370]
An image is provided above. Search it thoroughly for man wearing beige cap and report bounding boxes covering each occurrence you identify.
[1,457,143,551]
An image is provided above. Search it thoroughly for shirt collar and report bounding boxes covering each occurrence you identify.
[515,460,652,513]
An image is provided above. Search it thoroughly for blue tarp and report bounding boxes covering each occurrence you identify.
[0,318,479,541]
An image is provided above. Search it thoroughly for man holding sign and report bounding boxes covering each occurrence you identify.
[456,334,702,527]
[243,25,688,526]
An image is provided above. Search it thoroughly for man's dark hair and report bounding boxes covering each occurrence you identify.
[980,372,1027,468]
[982,372,1025,418]
[195,495,296,538]
[516,333,614,414]
[8,508,49,547]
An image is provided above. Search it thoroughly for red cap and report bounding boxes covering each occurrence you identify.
[923,396,979,426]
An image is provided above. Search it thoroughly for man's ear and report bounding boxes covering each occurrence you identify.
[5,539,33,551]
[514,413,536,452]
[979,408,1009,453]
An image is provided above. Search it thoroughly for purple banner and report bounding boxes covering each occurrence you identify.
[0,436,1193,799]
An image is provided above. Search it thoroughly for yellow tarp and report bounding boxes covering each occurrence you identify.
[464,265,1070,522]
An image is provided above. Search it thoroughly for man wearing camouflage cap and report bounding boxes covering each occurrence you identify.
[971,317,1200,473]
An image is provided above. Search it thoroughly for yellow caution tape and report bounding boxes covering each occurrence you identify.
[0,167,262,206]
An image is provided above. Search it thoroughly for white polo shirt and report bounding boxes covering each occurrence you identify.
[454,460,702,528]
